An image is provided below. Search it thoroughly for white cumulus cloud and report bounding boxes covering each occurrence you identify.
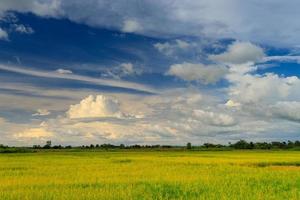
[209,41,265,64]
[193,109,236,126]
[227,73,300,105]
[270,101,300,122]
[0,27,8,40]
[225,100,241,108]
[32,109,51,116]
[122,19,142,33]
[167,62,227,84]
[67,95,123,119]
[154,39,193,56]
[12,24,34,34]
[120,63,134,75]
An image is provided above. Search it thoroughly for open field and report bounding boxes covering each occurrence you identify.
[0,150,299,200]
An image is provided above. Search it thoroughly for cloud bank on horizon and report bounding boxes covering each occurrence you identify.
[0,0,299,145]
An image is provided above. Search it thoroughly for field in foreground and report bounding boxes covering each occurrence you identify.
[0,150,299,200]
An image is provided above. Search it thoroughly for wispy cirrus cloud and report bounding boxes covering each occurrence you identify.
[0,64,156,94]
[263,56,300,64]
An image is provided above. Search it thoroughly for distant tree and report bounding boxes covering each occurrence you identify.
[52,145,62,149]
[271,141,287,149]
[216,144,224,148]
[95,144,100,148]
[120,144,125,149]
[100,143,117,149]
[90,144,95,148]
[203,143,219,148]
[47,140,51,146]
[33,145,41,149]
[287,140,294,149]
[232,140,249,149]
[255,142,271,149]
[186,142,192,150]
[130,144,141,149]
[43,140,52,149]
[249,142,254,149]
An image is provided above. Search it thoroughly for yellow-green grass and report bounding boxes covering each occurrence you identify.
[0,150,299,200]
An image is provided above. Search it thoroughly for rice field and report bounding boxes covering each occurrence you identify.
[0,150,299,200]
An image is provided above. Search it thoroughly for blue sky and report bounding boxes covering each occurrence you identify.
[0,1,300,146]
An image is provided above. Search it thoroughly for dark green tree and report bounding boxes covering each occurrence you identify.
[187,142,192,149]
[43,140,52,149]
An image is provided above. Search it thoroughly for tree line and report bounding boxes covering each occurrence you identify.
[1,140,300,151]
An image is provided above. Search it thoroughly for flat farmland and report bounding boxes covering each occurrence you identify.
[0,150,299,200]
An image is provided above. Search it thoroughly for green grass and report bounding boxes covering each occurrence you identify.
[0,150,299,200]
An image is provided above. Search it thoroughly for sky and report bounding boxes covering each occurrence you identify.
[0,0,300,146]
